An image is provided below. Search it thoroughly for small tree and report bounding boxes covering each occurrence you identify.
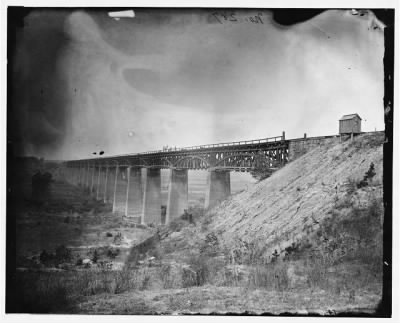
[357,163,376,188]
[365,163,376,180]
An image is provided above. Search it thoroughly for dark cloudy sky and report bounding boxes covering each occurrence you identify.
[11,8,385,159]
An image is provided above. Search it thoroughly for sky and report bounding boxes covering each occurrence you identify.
[10,8,385,160]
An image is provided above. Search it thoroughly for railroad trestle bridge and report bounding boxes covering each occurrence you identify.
[64,133,290,225]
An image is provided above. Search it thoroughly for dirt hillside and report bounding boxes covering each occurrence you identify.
[202,132,384,259]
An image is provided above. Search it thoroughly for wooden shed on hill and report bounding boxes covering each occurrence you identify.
[339,114,362,135]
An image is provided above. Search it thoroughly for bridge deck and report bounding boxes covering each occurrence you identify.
[66,134,288,171]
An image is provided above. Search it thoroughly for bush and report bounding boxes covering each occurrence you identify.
[107,248,120,259]
[200,232,220,256]
[39,250,53,264]
[250,165,275,182]
[113,232,123,245]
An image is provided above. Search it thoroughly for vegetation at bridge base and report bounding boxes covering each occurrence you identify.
[250,165,275,182]
[10,189,383,314]
[10,183,383,314]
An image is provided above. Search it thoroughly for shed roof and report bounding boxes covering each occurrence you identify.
[339,113,362,121]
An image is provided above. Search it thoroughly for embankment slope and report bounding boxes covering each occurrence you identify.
[205,132,384,259]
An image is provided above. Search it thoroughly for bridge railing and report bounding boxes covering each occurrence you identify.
[139,135,285,155]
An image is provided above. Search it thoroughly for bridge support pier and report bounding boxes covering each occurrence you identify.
[113,167,129,215]
[71,168,76,185]
[85,164,90,190]
[103,166,109,203]
[96,166,102,200]
[78,165,82,186]
[126,168,142,218]
[142,168,161,225]
[166,169,188,224]
[106,167,115,203]
[112,166,119,213]
[90,166,96,196]
[74,167,79,185]
[205,170,231,209]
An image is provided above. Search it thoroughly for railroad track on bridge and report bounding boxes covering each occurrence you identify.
[65,132,288,172]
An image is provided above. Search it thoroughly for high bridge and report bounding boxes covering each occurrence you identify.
[63,132,339,225]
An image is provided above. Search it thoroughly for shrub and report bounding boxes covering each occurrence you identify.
[357,163,376,188]
[107,248,120,259]
[250,164,275,182]
[200,232,220,256]
[39,250,53,264]
[113,232,123,245]
[283,242,301,259]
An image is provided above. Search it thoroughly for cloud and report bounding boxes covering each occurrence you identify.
[11,9,384,159]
